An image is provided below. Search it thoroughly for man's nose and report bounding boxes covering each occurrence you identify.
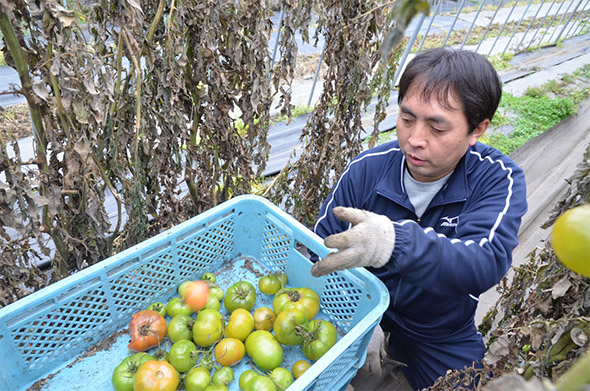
[408,122,428,148]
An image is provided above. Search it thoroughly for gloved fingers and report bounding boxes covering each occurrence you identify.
[332,206,373,225]
[323,229,361,249]
[311,248,359,277]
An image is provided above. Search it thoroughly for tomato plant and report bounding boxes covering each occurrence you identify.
[167,297,192,317]
[224,281,257,313]
[112,352,153,391]
[182,280,210,312]
[212,366,234,386]
[185,366,211,391]
[147,302,167,318]
[134,360,180,391]
[253,307,276,331]
[214,338,245,366]
[128,310,167,352]
[245,330,283,371]
[273,308,308,346]
[169,339,199,372]
[193,309,225,347]
[168,314,194,343]
[225,308,254,341]
[273,287,320,320]
[269,367,294,390]
[552,204,590,277]
[291,360,311,379]
[244,375,276,391]
[301,319,338,361]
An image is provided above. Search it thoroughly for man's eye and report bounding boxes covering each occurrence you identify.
[431,127,443,133]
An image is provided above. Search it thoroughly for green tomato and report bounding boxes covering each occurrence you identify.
[209,285,224,301]
[203,296,221,311]
[273,287,320,320]
[258,275,281,295]
[201,272,216,283]
[178,280,192,297]
[167,296,192,317]
[245,330,283,371]
[302,319,338,361]
[147,302,167,318]
[224,281,257,313]
[153,349,169,362]
[239,370,258,390]
[168,314,194,343]
[245,375,276,391]
[193,309,225,347]
[169,339,198,372]
[112,352,153,391]
[212,366,234,386]
[185,367,211,391]
[273,308,308,346]
[204,385,228,391]
[269,367,294,390]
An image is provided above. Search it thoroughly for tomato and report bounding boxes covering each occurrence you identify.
[112,352,153,391]
[178,280,192,297]
[147,302,167,318]
[302,319,338,361]
[552,204,590,277]
[291,360,311,379]
[214,338,245,366]
[245,375,276,391]
[193,309,225,347]
[185,366,211,391]
[258,275,281,295]
[245,330,284,371]
[273,287,320,320]
[253,307,276,331]
[269,367,294,390]
[224,281,257,313]
[203,296,221,311]
[128,310,167,352]
[273,308,308,346]
[225,308,254,341]
[167,314,194,343]
[239,370,258,390]
[167,297,192,317]
[204,385,228,391]
[209,285,224,301]
[134,360,180,391]
[169,339,198,372]
[183,280,210,312]
[212,366,234,386]
[153,349,169,362]
[201,272,216,283]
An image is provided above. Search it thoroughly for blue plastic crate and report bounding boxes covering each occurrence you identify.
[0,195,389,391]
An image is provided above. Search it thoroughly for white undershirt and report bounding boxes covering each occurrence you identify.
[403,167,453,218]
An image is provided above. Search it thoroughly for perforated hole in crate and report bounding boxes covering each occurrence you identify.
[177,218,236,276]
[11,288,110,370]
[111,254,177,315]
[320,275,362,333]
[260,218,291,270]
[312,337,363,390]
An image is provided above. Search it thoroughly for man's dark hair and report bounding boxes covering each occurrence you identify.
[397,48,502,133]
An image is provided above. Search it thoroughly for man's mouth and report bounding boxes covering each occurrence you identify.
[407,153,426,166]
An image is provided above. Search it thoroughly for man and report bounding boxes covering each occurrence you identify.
[311,48,528,389]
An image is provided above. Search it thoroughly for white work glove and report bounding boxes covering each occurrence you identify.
[311,207,395,277]
[361,325,389,377]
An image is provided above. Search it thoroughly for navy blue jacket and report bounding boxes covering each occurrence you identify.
[314,140,527,343]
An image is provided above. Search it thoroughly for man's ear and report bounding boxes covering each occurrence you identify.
[469,118,490,146]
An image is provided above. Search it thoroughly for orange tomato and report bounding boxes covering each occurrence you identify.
[182,280,210,312]
[214,338,246,366]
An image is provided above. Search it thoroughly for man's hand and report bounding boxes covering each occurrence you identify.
[361,325,389,377]
[311,207,395,277]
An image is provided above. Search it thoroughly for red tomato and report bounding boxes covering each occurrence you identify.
[128,310,167,352]
[182,280,210,312]
[134,360,180,391]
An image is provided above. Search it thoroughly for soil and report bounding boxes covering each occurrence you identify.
[1,102,32,140]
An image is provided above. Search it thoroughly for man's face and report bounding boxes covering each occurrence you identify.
[396,86,488,182]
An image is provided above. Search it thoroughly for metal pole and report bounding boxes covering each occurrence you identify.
[555,0,583,42]
[502,0,535,57]
[416,0,443,53]
[571,2,590,36]
[548,0,577,44]
[525,0,558,51]
[460,0,487,50]
[307,40,326,107]
[487,0,519,57]
[442,0,468,47]
[564,0,590,38]
[476,0,505,54]
[574,8,590,35]
[270,7,285,69]
[515,0,549,52]
[534,0,567,47]
[392,11,428,87]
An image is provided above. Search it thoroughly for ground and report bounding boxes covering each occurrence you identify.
[0,102,31,139]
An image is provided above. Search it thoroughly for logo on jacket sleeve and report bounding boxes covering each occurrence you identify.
[440,216,459,228]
